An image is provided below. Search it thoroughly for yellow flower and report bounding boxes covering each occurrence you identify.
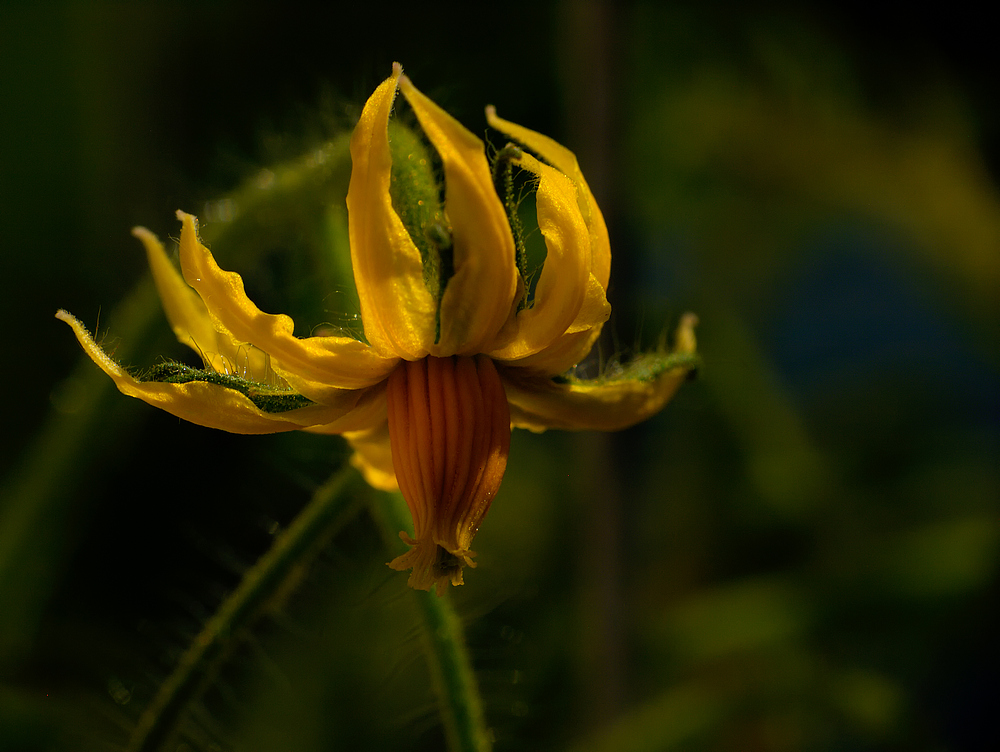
[57,63,697,595]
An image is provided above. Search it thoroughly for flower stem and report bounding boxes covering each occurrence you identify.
[127,464,362,752]
[375,490,493,752]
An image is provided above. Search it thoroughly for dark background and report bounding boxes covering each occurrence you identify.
[2,2,997,751]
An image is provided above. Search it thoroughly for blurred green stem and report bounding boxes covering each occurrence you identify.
[375,491,492,752]
[0,135,355,671]
[127,465,362,752]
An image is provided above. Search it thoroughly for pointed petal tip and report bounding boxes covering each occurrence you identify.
[131,226,164,259]
[484,105,505,133]
[175,211,204,256]
[391,64,405,91]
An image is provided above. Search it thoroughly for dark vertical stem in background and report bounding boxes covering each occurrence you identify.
[558,0,626,729]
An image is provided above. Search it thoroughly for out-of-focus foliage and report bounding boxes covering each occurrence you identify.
[2,2,996,751]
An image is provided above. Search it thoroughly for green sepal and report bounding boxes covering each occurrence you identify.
[562,351,701,385]
[491,144,528,307]
[139,362,314,413]
[387,119,453,342]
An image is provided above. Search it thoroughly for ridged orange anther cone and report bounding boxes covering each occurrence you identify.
[386,355,510,594]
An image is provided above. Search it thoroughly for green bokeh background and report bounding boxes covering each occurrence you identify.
[2,2,997,750]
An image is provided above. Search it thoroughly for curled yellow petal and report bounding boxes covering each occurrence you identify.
[174,211,398,400]
[399,75,517,356]
[56,309,362,434]
[486,106,610,290]
[347,63,437,359]
[502,314,699,432]
[489,152,610,365]
[134,226,271,380]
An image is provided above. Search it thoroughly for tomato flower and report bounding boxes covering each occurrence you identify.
[58,63,697,594]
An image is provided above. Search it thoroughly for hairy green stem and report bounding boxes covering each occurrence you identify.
[375,490,492,752]
[413,587,493,752]
[127,465,362,752]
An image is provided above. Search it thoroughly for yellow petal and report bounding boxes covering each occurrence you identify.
[502,314,699,432]
[175,211,398,400]
[505,323,603,377]
[56,309,362,434]
[304,381,387,435]
[133,226,271,380]
[341,422,398,491]
[347,63,437,359]
[486,106,610,289]
[489,153,610,365]
[399,75,517,355]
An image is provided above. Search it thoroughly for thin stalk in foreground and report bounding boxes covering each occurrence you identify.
[127,465,361,752]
